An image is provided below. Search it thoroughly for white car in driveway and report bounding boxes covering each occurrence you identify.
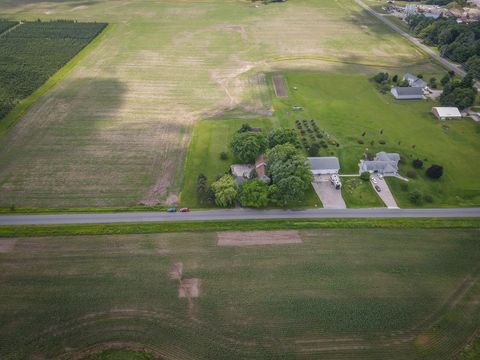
[371,177,378,184]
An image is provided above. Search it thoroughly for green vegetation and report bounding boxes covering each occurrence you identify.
[1,218,478,238]
[272,71,480,207]
[230,131,267,163]
[341,177,384,208]
[211,175,237,207]
[407,14,480,80]
[239,179,269,208]
[459,337,480,360]
[0,19,17,34]
[0,20,107,120]
[1,228,479,359]
[82,349,155,360]
[440,74,477,109]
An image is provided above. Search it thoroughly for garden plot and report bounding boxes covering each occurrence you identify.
[0,238,16,253]
[272,74,288,98]
[217,230,302,246]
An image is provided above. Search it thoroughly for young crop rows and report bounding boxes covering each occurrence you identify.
[0,20,107,119]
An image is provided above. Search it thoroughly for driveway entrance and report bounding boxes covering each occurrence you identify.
[312,175,346,209]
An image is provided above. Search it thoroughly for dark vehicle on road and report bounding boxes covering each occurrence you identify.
[167,208,177,213]
[375,185,381,192]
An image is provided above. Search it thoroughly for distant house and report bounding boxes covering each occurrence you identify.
[359,152,400,176]
[391,87,424,100]
[432,107,462,120]
[255,154,270,183]
[404,4,418,16]
[403,73,428,88]
[230,164,254,185]
[308,157,340,175]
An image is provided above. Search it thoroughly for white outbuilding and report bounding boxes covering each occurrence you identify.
[308,157,340,175]
[432,107,462,120]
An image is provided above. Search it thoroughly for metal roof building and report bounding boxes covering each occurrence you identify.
[308,157,340,175]
[391,86,424,100]
[432,107,462,120]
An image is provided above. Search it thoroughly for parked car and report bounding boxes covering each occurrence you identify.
[378,174,384,180]
[179,208,189,212]
[372,177,378,184]
[375,185,381,192]
[167,208,177,213]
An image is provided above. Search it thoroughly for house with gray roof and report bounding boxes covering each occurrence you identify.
[403,73,428,88]
[308,157,340,175]
[359,152,400,176]
[391,86,424,100]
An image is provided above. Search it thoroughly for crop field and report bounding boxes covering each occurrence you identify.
[0,228,479,359]
[0,20,107,119]
[0,19,16,34]
[0,0,443,209]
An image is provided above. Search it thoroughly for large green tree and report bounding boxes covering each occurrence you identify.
[266,144,312,203]
[238,179,269,208]
[268,128,300,148]
[211,175,237,207]
[230,132,268,163]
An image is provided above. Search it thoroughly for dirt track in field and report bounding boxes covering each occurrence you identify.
[272,74,288,98]
[217,230,302,246]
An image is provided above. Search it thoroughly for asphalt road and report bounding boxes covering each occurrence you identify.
[0,208,479,225]
[354,0,480,90]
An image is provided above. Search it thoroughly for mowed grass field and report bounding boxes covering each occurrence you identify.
[1,228,479,359]
[0,0,442,208]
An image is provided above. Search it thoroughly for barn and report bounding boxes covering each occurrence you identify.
[432,107,462,120]
[391,87,424,100]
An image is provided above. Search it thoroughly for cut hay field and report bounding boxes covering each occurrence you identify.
[0,0,443,209]
[1,228,479,359]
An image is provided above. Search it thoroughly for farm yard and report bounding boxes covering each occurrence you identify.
[183,71,480,208]
[0,228,479,359]
[0,0,442,209]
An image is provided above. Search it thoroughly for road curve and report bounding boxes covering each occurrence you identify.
[354,0,480,90]
[0,208,479,225]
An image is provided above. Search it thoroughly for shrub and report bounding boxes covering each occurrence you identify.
[237,123,252,133]
[399,156,406,165]
[360,172,370,181]
[424,195,433,203]
[268,128,301,148]
[426,164,443,179]
[308,142,320,157]
[197,174,213,205]
[239,179,269,208]
[220,152,228,161]
[378,139,386,145]
[406,170,417,179]
[409,190,423,205]
[412,159,423,169]
[211,175,237,207]
[373,72,389,84]
[400,183,409,192]
[357,139,364,144]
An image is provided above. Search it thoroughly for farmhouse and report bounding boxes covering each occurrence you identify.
[391,86,424,100]
[432,107,462,120]
[403,73,427,88]
[359,152,400,176]
[308,157,340,175]
[230,164,254,185]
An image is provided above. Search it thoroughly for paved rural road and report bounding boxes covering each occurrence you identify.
[354,0,480,90]
[0,208,479,225]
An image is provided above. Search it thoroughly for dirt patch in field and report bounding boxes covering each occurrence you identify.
[217,230,302,246]
[272,74,288,98]
[414,334,432,348]
[0,239,17,253]
[169,262,183,280]
[178,278,201,298]
[68,341,169,360]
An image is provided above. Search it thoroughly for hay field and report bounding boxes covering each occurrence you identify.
[0,0,441,208]
[0,228,479,359]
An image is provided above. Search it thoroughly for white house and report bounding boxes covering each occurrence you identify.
[403,73,428,88]
[432,107,462,120]
[359,152,400,176]
[308,157,340,175]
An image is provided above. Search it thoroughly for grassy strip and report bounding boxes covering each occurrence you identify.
[0,23,112,138]
[0,218,478,237]
[0,204,166,215]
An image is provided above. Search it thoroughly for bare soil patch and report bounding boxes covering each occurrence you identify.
[169,262,183,280]
[217,230,302,247]
[0,238,16,253]
[272,74,288,98]
[178,278,201,298]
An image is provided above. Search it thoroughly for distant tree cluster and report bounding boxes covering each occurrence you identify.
[440,74,477,109]
[407,15,480,80]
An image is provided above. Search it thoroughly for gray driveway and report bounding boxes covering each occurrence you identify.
[311,175,346,209]
[371,175,398,209]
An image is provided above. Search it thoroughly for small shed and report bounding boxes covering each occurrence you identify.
[308,157,340,175]
[432,107,462,120]
[391,87,424,100]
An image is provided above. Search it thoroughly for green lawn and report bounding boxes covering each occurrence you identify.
[1,228,479,359]
[341,177,385,208]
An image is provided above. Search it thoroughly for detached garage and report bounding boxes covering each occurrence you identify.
[391,87,424,100]
[432,107,462,120]
[308,157,340,175]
